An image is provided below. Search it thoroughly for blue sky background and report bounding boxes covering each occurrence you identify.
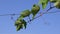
[0,0,60,34]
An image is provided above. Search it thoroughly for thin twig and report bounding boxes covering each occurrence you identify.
[0,6,59,24]
[27,6,55,23]
[47,6,55,11]
[0,14,20,16]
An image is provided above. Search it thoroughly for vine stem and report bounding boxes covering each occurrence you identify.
[0,7,60,24]
[27,6,56,23]
[0,14,20,16]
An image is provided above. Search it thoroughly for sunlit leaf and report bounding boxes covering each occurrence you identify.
[15,19,27,31]
[31,4,40,19]
[20,10,31,17]
[16,24,23,31]
[54,1,60,9]
[42,0,48,9]
[15,16,24,26]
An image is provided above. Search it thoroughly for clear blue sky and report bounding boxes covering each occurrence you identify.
[0,0,60,34]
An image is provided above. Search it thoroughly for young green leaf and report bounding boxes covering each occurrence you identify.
[15,16,24,26]
[54,1,60,9]
[20,10,31,17]
[16,24,23,31]
[31,4,40,19]
[15,19,23,31]
[15,20,21,26]
[15,19,27,31]
[38,0,48,9]
[42,0,48,9]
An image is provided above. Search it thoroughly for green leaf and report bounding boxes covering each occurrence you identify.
[15,20,20,26]
[17,16,24,20]
[42,0,48,9]
[15,16,24,26]
[15,19,27,31]
[15,19,23,31]
[31,4,40,19]
[38,0,48,9]
[42,2,47,9]
[16,24,23,31]
[20,10,31,17]
[54,1,60,9]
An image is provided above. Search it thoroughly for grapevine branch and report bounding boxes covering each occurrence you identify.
[27,6,59,23]
[0,7,60,23]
